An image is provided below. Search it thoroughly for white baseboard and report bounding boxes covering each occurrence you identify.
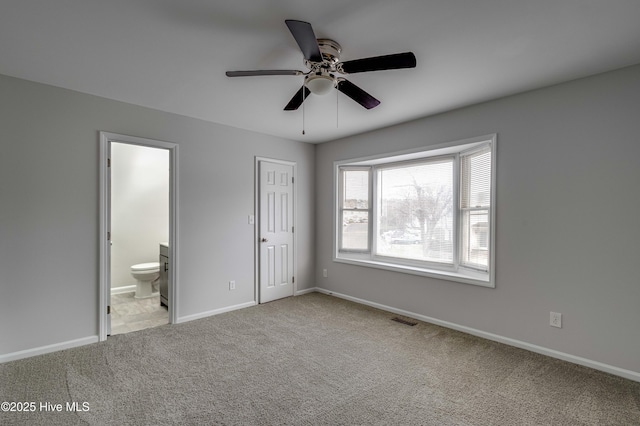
[1,300,256,363]
[176,301,257,324]
[313,287,640,383]
[295,287,317,296]
[111,285,136,295]
[0,336,99,364]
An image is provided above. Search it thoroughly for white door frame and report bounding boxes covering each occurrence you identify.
[99,131,179,341]
[254,157,297,303]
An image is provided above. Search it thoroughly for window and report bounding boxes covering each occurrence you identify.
[460,145,492,270]
[335,135,496,287]
[377,157,454,264]
[339,168,371,251]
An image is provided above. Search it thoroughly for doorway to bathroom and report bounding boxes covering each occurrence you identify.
[99,132,179,341]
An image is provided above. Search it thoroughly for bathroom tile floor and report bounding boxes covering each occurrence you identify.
[110,292,168,336]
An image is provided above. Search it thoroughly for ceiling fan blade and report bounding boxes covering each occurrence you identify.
[284,86,311,111]
[285,19,322,62]
[226,70,303,77]
[340,52,416,74]
[337,79,380,109]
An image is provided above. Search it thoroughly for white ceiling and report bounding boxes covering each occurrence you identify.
[1,0,640,143]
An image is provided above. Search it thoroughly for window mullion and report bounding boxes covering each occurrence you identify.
[370,166,377,256]
[453,153,460,270]
[337,169,344,252]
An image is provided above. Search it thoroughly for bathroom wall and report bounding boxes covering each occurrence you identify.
[110,143,169,289]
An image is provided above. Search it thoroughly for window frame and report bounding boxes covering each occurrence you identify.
[333,134,496,288]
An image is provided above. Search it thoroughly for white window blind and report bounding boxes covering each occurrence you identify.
[461,146,491,209]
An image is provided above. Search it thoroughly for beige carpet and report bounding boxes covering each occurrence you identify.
[1,293,639,425]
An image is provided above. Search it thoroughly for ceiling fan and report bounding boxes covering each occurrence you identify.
[226,19,417,111]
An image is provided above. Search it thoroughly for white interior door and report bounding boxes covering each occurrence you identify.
[259,160,295,303]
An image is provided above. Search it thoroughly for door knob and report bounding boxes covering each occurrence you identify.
[261,238,268,242]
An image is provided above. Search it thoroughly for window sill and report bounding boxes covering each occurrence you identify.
[334,256,494,288]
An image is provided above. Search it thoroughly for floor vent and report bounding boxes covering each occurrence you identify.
[391,317,418,326]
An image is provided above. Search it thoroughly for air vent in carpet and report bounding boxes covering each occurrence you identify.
[391,317,417,326]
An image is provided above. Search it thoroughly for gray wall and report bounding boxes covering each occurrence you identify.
[315,65,640,374]
[0,74,315,355]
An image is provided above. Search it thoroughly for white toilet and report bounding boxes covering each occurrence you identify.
[130,262,160,299]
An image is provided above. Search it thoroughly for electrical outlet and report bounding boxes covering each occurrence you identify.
[229,280,236,291]
[550,311,562,328]
[323,269,328,278]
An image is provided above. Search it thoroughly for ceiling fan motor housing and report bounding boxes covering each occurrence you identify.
[304,38,342,70]
[317,39,342,63]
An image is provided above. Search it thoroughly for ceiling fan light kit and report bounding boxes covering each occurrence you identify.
[226,19,416,115]
[305,72,336,95]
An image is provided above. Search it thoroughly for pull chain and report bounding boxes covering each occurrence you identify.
[336,86,339,128]
[302,88,306,135]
